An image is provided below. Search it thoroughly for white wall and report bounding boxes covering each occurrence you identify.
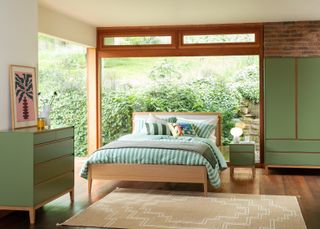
[39,5,96,47]
[0,0,38,131]
[39,0,320,27]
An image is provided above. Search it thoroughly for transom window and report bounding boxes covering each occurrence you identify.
[103,36,172,46]
[183,33,255,44]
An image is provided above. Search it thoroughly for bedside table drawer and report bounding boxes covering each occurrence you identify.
[230,144,255,152]
[34,155,74,185]
[230,153,254,166]
[229,144,255,167]
[34,139,74,164]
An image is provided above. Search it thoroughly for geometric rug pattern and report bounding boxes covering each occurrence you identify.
[60,188,307,229]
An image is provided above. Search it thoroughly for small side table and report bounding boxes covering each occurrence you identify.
[229,143,255,177]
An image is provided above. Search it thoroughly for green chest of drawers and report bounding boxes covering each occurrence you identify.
[0,126,74,224]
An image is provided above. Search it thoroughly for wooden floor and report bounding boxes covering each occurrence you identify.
[1,157,320,229]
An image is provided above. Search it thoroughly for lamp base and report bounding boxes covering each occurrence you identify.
[232,136,240,144]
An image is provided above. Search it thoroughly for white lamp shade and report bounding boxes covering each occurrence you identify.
[230,127,243,137]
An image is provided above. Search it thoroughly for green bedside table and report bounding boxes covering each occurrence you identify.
[229,143,255,177]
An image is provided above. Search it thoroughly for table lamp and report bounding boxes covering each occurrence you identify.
[230,127,243,143]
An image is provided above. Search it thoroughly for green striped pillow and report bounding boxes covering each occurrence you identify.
[161,116,177,123]
[145,122,171,135]
[134,116,177,134]
[177,118,216,138]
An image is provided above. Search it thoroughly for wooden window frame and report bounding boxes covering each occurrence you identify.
[97,24,262,58]
[179,30,258,48]
[90,23,265,164]
[98,29,178,51]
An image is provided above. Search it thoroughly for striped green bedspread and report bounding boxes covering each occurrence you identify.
[80,134,227,188]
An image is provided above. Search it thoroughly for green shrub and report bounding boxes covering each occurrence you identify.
[235,65,259,104]
[141,83,204,112]
[190,78,241,144]
[101,91,136,144]
[100,78,241,146]
[49,89,88,156]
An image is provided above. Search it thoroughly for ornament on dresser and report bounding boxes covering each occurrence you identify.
[38,91,57,129]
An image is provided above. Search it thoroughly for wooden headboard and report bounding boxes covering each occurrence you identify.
[132,112,222,146]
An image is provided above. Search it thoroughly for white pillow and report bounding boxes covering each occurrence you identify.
[133,117,147,134]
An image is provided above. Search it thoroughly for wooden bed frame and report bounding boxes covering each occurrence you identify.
[88,112,222,196]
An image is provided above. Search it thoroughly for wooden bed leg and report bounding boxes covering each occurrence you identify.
[203,168,208,197]
[88,178,92,195]
[29,208,35,224]
[88,166,93,195]
[230,166,234,177]
[69,189,74,202]
[252,167,256,178]
[203,181,208,197]
[265,165,269,175]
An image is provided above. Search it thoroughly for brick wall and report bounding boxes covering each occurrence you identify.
[264,21,320,57]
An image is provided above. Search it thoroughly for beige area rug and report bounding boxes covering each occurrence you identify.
[60,188,307,229]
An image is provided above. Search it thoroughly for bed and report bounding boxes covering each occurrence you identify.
[81,112,227,196]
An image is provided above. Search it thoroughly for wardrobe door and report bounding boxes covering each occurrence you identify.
[298,58,320,139]
[265,57,296,139]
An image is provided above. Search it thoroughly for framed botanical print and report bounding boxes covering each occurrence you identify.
[9,65,38,129]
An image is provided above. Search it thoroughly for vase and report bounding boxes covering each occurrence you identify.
[41,105,51,129]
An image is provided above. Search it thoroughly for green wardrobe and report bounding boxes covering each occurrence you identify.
[265,57,320,170]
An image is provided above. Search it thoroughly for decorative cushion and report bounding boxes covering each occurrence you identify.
[168,123,197,137]
[176,118,216,139]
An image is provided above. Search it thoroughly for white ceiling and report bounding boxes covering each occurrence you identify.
[38,0,320,27]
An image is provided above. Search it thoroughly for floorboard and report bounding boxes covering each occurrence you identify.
[0,158,319,229]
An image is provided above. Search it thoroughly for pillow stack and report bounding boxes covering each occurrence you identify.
[135,113,218,140]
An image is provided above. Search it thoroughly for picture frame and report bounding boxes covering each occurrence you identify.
[9,65,38,129]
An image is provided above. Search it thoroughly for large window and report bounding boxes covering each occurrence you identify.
[38,34,87,156]
[101,56,260,161]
